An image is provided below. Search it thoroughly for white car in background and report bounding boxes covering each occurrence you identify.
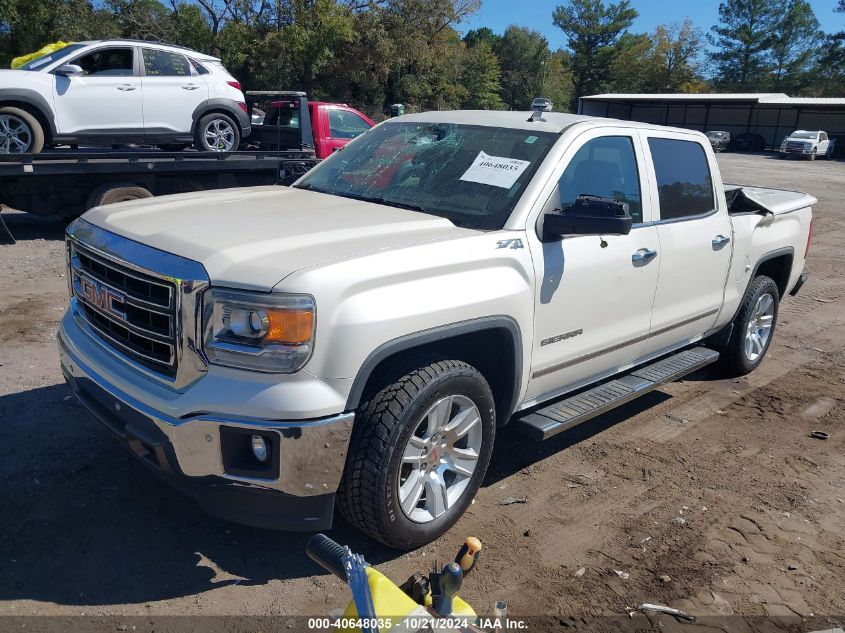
[0,39,250,154]
[779,130,833,160]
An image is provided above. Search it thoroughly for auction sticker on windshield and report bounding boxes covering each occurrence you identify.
[459,151,530,189]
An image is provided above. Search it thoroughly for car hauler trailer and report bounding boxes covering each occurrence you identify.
[0,149,318,242]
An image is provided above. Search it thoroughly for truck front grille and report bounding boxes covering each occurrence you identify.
[70,242,178,377]
[66,220,210,389]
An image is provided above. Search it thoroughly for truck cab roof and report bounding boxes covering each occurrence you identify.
[394,110,705,138]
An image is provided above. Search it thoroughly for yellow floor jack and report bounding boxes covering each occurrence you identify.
[307,534,503,632]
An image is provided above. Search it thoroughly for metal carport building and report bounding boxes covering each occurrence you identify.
[579,93,845,154]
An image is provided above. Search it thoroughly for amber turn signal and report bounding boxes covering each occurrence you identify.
[265,309,314,345]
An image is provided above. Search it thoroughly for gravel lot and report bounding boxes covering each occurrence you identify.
[1,153,843,630]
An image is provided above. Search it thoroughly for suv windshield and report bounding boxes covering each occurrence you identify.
[18,43,88,70]
[295,121,557,230]
[791,131,818,139]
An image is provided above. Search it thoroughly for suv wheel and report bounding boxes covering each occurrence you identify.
[338,359,495,549]
[717,275,779,376]
[0,107,44,154]
[195,113,240,152]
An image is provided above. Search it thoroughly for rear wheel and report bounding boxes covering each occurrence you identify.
[0,107,44,154]
[194,113,240,152]
[337,359,495,549]
[717,275,779,376]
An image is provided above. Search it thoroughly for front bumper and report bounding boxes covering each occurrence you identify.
[59,332,354,530]
[780,146,814,156]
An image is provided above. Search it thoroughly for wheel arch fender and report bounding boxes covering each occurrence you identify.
[192,99,249,135]
[0,89,57,139]
[345,316,524,426]
[750,247,794,298]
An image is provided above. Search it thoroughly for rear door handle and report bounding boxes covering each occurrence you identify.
[116,84,136,91]
[712,234,731,249]
[182,84,200,90]
[632,248,657,264]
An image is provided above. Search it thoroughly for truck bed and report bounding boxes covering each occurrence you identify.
[725,184,818,215]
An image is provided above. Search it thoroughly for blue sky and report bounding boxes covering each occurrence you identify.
[460,0,844,50]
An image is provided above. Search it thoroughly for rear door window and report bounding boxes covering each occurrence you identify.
[647,138,715,220]
[142,49,192,77]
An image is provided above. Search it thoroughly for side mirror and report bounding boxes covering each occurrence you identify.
[55,64,83,77]
[543,195,633,240]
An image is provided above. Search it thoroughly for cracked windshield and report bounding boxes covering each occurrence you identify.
[296,122,557,230]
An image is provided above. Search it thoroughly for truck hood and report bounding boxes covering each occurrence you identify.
[81,186,473,290]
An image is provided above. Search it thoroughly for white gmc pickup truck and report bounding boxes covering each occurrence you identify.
[59,111,814,549]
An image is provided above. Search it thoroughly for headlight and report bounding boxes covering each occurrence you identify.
[203,288,315,373]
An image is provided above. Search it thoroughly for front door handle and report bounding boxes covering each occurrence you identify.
[116,84,136,91]
[712,234,731,249]
[181,84,200,90]
[632,248,658,264]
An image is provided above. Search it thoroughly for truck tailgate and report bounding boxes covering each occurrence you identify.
[725,184,817,215]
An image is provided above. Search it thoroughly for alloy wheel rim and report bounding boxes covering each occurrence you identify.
[0,115,33,154]
[744,293,774,362]
[204,119,235,151]
[397,394,483,524]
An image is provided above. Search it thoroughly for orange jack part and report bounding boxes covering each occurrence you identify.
[457,536,482,573]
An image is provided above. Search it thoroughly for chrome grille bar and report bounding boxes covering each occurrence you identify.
[66,219,210,390]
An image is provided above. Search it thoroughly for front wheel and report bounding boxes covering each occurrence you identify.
[0,106,44,154]
[194,113,240,152]
[717,275,779,376]
[337,359,495,549]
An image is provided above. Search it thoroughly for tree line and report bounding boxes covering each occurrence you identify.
[1,0,843,118]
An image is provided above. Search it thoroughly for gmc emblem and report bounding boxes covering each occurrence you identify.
[77,274,127,322]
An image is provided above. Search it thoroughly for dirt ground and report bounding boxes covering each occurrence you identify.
[1,153,843,631]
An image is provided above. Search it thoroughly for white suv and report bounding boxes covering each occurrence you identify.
[0,39,250,154]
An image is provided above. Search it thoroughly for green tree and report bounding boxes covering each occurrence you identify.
[768,0,820,91]
[541,49,573,111]
[610,20,704,93]
[459,40,504,109]
[494,25,549,109]
[552,0,638,110]
[809,0,845,95]
[463,25,498,48]
[709,0,785,90]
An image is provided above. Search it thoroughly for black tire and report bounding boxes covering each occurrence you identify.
[808,149,816,161]
[717,275,780,376]
[337,359,496,550]
[86,183,153,209]
[158,143,189,152]
[0,106,44,154]
[194,112,240,152]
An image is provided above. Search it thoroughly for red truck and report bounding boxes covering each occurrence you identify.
[245,91,375,158]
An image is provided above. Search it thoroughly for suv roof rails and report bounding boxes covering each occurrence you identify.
[99,38,197,52]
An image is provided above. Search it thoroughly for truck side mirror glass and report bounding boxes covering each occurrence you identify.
[55,64,83,77]
[543,195,633,240]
